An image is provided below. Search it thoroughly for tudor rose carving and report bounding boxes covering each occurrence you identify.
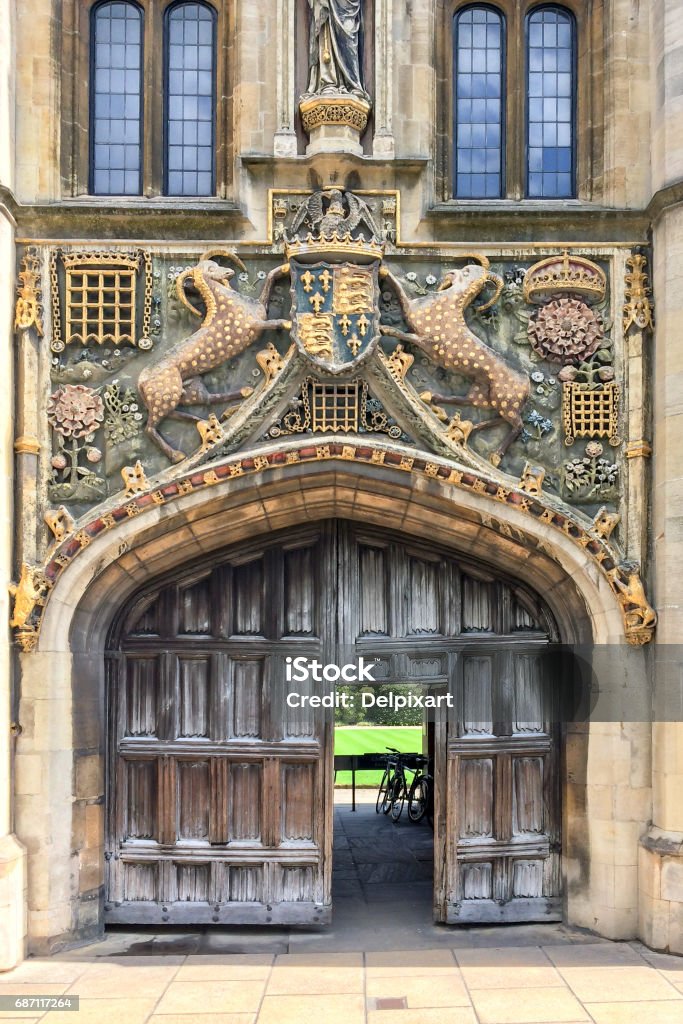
[137,251,290,462]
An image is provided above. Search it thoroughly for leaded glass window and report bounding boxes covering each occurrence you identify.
[165,2,216,196]
[526,6,575,198]
[453,6,505,199]
[91,1,143,195]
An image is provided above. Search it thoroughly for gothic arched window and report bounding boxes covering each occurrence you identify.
[526,6,575,198]
[453,5,505,199]
[446,1,585,201]
[164,2,216,196]
[90,1,144,195]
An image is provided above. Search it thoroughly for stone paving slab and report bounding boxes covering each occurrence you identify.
[0,942,683,1023]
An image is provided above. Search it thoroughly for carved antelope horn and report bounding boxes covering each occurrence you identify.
[452,252,502,312]
[454,252,491,270]
[476,271,504,312]
[199,248,248,272]
[175,268,204,318]
[175,250,248,318]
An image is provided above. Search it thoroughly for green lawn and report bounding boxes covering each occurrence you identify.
[334,725,423,787]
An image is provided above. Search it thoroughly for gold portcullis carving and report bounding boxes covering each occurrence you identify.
[49,249,153,353]
[562,381,620,446]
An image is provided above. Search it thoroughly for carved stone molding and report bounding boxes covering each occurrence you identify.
[300,95,371,134]
[9,438,654,652]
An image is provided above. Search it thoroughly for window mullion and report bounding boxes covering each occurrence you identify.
[507,2,524,200]
[146,2,164,195]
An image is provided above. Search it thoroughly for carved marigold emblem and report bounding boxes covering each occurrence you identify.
[528,297,604,364]
[47,384,105,438]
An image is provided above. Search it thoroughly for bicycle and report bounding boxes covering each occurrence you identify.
[407,755,434,825]
[385,752,415,823]
[375,747,401,815]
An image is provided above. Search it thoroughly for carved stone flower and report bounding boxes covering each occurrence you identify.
[585,441,604,459]
[47,384,105,439]
[528,297,604,364]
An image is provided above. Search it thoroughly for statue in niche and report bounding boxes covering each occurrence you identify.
[305,0,369,100]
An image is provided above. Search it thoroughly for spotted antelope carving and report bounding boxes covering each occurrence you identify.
[137,252,291,461]
[379,258,529,465]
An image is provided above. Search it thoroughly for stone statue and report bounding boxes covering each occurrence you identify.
[306,0,368,99]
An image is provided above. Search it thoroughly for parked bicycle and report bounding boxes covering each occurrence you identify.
[375,747,401,815]
[382,749,417,822]
[375,748,434,825]
[407,755,434,825]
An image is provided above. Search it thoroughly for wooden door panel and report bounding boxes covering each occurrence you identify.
[124,760,157,840]
[446,648,561,924]
[228,763,262,842]
[178,658,210,738]
[232,659,263,738]
[107,531,329,926]
[177,761,211,840]
[125,657,158,736]
[281,763,315,843]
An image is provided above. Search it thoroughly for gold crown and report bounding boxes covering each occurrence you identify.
[285,229,384,263]
[523,251,606,304]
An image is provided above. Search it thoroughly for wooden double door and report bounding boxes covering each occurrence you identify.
[105,520,562,926]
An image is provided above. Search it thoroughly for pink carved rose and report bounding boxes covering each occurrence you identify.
[47,385,105,439]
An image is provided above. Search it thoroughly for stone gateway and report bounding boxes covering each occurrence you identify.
[0,0,681,973]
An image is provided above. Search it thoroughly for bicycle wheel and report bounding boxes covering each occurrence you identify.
[390,775,406,822]
[408,776,428,823]
[376,768,391,814]
[381,776,395,814]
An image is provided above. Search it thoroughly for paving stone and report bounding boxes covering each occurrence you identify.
[469,986,589,1023]
[256,993,364,1024]
[155,980,266,1015]
[585,1003,683,1024]
[558,965,682,1002]
[367,972,471,1007]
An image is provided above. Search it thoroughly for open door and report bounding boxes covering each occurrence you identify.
[441,648,562,923]
[105,527,333,925]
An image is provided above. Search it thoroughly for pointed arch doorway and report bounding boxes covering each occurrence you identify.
[105,518,562,927]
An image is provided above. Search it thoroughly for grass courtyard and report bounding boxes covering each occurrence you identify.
[334,725,422,787]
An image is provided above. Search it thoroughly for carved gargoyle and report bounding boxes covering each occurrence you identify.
[9,563,49,650]
[520,462,545,495]
[380,257,529,465]
[44,505,75,544]
[121,461,149,497]
[137,252,290,462]
[608,560,657,644]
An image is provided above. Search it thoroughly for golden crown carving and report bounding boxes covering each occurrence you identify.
[285,229,384,261]
[523,251,606,304]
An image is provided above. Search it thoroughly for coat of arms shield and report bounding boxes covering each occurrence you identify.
[290,259,381,373]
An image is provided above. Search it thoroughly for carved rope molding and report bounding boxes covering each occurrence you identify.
[9,439,655,653]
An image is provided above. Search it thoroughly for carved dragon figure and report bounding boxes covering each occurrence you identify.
[138,251,291,461]
[379,256,529,464]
